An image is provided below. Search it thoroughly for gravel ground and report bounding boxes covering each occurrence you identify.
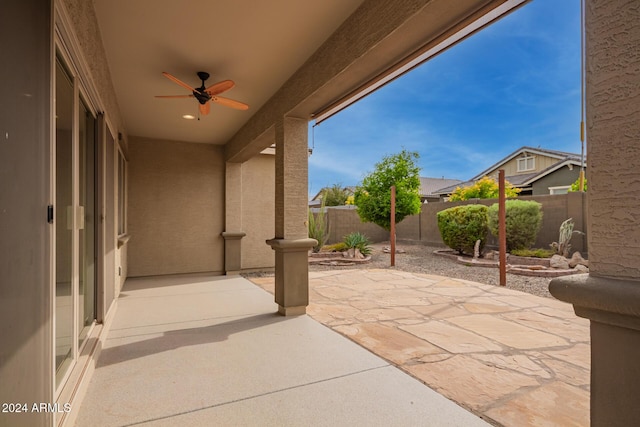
[309,242,554,299]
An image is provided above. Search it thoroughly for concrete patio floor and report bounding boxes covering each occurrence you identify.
[251,269,590,427]
[73,273,491,427]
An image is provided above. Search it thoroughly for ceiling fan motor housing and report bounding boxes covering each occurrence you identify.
[194,71,212,104]
[193,90,210,104]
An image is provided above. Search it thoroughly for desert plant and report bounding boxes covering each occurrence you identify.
[550,218,584,257]
[343,232,372,256]
[449,176,520,201]
[308,199,328,253]
[487,200,543,251]
[437,205,489,255]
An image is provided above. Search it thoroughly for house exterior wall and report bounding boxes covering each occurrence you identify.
[241,154,276,269]
[127,137,225,276]
[487,152,559,177]
[531,165,582,195]
[0,2,54,425]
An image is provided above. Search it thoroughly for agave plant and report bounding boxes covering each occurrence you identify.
[343,232,372,256]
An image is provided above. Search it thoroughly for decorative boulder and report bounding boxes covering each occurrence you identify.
[569,251,589,268]
[550,254,570,269]
[575,264,589,272]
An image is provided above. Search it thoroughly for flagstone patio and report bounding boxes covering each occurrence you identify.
[249,269,590,426]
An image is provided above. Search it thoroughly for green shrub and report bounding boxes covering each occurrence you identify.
[343,232,372,256]
[487,200,542,251]
[510,248,554,258]
[437,205,488,255]
[568,177,587,192]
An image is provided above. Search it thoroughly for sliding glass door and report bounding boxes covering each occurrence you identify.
[55,55,98,387]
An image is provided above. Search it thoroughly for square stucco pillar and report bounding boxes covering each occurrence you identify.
[549,1,640,425]
[266,117,316,316]
[222,162,245,275]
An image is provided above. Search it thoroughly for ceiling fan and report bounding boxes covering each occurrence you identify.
[155,71,249,116]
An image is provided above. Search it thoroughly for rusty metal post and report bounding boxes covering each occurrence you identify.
[499,170,506,286]
[390,185,396,267]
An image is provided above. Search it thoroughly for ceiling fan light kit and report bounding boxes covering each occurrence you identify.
[156,71,249,116]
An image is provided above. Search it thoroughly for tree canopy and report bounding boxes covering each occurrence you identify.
[448,176,520,201]
[354,149,422,231]
[321,184,351,206]
[568,177,587,192]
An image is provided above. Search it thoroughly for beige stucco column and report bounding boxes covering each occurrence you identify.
[266,116,316,315]
[549,1,640,425]
[222,161,245,275]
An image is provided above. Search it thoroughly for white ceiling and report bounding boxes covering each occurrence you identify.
[93,0,364,145]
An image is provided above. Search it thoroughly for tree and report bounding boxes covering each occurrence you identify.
[354,149,422,231]
[321,184,351,206]
[568,177,587,192]
[449,176,520,201]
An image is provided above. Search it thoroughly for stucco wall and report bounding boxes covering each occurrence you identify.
[127,137,225,276]
[586,0,640,278]
[0,1,54,422]
[241,154,276,269]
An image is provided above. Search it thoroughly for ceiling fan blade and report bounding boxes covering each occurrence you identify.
[206,80,235,96]
[155,95,194,98]
[199,102,211,115]
[211,96,249,110]
[162,72,196,92]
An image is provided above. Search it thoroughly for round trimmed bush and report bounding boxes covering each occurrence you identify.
[437,205,488,255]
[487,200,543,251]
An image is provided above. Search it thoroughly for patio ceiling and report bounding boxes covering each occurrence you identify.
[93,0,527,147]
[94,0,364,145]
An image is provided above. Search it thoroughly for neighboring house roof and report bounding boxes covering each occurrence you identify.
[434,180,473,195]
[433,146,587,196]
[472,146,584,180]
[420,177,463,197]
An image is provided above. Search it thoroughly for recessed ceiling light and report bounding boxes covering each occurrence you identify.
[182,114,195,120]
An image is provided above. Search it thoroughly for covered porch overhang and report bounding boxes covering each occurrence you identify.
[89,0,531,316]
[2,0,640,425]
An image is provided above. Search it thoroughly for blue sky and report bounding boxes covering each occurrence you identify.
[308,0,581,197]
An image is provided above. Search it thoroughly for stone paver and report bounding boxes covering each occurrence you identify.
[249,269,590,426]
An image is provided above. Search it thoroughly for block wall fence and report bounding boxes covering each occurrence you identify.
[320,192,587,255]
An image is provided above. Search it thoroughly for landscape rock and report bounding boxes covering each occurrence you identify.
[574,264,589,273]
[569,252,589,268]
[550,255,570,269]
[383,247,406,254]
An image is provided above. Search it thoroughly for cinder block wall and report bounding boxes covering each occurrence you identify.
[325,207,388,244]
[323,193,587,255]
